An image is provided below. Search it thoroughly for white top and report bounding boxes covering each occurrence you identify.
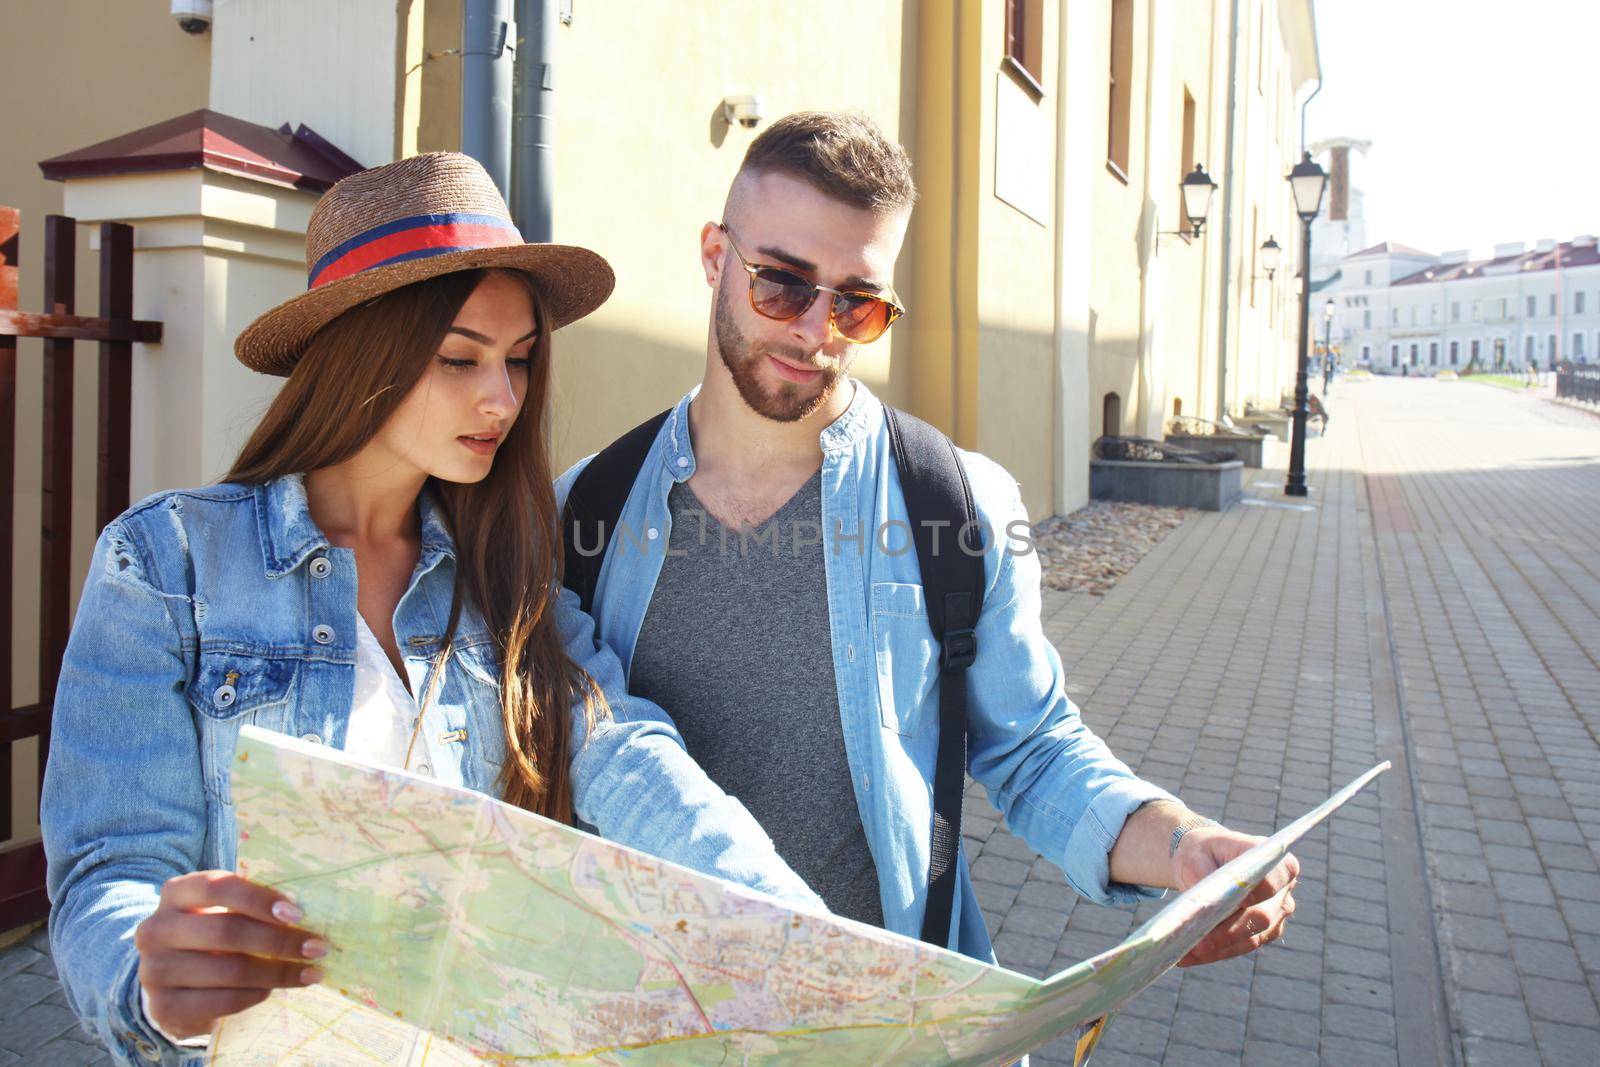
[343,613,431,776]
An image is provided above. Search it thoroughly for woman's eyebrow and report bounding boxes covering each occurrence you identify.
[446,326,539,345]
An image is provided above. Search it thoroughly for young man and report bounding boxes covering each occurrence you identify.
[560,112,1297,965]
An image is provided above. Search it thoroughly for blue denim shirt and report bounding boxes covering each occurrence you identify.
[42,474,820,1067]
[557,383,1176,964]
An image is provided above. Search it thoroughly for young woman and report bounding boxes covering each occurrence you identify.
[40,153,818,1066]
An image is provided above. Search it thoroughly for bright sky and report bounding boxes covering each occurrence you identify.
[1306,0,1600,259]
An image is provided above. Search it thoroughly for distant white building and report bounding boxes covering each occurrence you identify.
[1332,236,1600,374]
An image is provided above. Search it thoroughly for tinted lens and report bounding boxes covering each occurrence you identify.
[832,292,894,342]
[750,267,815,320]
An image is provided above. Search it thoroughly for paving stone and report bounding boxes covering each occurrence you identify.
[1455,991,1535,1042]
[1498,901,1570,943]
[1317,1034,1400,1067]
[0,971,60,1020]
[1522,975,1600,1027]
[1250,976,1319,1014]
[1450,950,1523,996]
[24,1040,112,1067]
[1240,1039,1316,1066]
[1510,937,1585,982]
[0,1002,81,1056]
[1531,1019,1600,1061]
[1459,1035,1543,1066]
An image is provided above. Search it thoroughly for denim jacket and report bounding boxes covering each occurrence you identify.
[41,474,820,1067]
[556,382,1176,964]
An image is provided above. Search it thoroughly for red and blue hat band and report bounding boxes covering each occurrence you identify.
[308,212,524,289]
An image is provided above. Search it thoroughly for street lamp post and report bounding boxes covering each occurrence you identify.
[1285,151,1328,497]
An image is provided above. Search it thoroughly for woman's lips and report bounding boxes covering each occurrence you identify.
[458,434,500,455]
[768,355,822,384]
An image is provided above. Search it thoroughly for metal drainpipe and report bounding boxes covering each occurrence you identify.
[462,0,516,198]
[511,0,556,242]
[1214,0,1240,421]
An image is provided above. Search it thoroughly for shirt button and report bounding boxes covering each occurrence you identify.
[647,527,660,540]
[676,456,689,468]
[309,556,332,579]
[301,732,323,744]
[312,624,335,644]
[213,684,237,708]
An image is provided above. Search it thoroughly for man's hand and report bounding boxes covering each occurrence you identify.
[134,871,328,1040]
[1172,828,1299,967]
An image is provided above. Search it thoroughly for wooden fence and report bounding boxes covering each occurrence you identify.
[0,209,161,930]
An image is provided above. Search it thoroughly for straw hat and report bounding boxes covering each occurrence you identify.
[235,152,614,375]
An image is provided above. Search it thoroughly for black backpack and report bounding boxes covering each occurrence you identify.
[561,406,983,948]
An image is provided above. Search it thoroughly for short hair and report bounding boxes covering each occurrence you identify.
[734,111,916,215]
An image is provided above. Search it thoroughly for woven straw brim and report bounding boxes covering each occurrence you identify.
[235,244,615,376]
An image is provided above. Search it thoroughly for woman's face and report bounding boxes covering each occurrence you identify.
[371,272,537,485]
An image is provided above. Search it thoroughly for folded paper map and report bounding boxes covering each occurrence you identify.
[211,726,1386,1066]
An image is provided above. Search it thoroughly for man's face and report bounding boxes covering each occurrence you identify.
[707,171,908,423]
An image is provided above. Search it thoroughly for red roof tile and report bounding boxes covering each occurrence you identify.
[39,109,362,193]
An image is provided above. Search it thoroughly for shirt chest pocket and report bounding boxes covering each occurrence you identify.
[187,650,302,801]
[870,581,939,736]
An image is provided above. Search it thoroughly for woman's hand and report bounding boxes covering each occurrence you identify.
[134,871,328,1039]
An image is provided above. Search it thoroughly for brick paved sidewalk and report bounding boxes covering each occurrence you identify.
[5,378,1597,1065]
[964,377,1600,1065]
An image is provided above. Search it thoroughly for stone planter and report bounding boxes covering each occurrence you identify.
[1239,412,1292,441]
[1089,459,1244,511]
[1164,432,1274,468]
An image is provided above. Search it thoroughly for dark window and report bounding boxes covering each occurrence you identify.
[1429,342,1439,366]
[1102,392,1123,436]
[1180,89,1197,230]
[1004,0,1044,92]
[1107,0,1133,179]
[1450,341,1459,365]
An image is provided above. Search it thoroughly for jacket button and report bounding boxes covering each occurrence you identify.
[309,556,332,579]
[416,762,432,776]
[301,732,323,744]
[312,624,335,644]
[676,456,689,468]
[213,684,237,708]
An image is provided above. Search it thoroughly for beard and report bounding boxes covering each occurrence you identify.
[713,280,846,423]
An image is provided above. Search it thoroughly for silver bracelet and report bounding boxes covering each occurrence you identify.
[1170,814,1219,857]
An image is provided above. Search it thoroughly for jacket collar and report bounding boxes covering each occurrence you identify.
[663,378,882,480]
[256,473,455,578]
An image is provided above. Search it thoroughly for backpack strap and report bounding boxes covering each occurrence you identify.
[884,406,985,949]
[561,409,672,614]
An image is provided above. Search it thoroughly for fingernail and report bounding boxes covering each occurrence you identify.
[272,901,304,925]
[300,967,324,986]
[301,939,330,959]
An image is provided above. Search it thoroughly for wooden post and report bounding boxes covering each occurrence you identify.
[38,216,75,786]
[0,207,17,843]
[98,223,133,530]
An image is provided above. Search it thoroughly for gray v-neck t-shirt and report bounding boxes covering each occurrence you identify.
[628,470,885,928]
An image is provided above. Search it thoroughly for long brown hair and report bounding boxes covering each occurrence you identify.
[226,268,603,821]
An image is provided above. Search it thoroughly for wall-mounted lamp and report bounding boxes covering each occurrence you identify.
[1158,164,1218,240]
[1256,236,1282,281]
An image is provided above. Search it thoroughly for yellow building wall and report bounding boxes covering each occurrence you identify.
[537,2,919,470]
[1086,0,1150,440]
[0,0,210,847]
[971,1,1062,518]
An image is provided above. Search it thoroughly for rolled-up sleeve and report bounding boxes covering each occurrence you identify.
[963,471,1178,905]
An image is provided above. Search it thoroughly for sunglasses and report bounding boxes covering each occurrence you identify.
[718,224,905,344]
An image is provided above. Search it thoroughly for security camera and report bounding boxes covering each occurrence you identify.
[172,0,212,34]
[721,95,766,130]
